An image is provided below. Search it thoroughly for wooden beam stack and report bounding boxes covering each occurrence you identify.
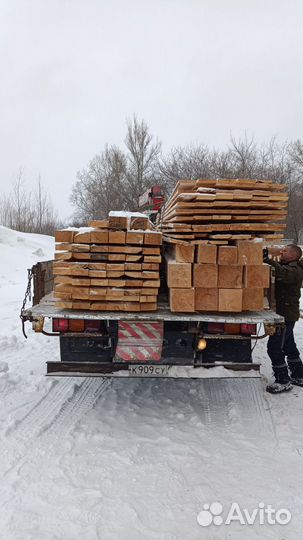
[53,213,162,311]
[166,241,270,313]
[159,178,288,244]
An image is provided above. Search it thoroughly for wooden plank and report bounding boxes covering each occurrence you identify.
[244,265,270,288]
[170,244,195,263]
[193,264,218,288]
[108,215,129,230]
[53,263,90,277]
[242,288,264,310]
[218,265,243,289]
[54,292,72,301]
[71,243,90,252]
[54,276,90,286]
[106,263,125,271]
[143,255,161,263]
[72,288,95,300]
[88,263,108,270]
[142,263,159,270]
[218,246,238,265]
[142,247,161,255]
[55,301,73,309]
[55,252,73,260]
[196,244,217,264]
[88,270,107,278]
[106,292,140,302]
[218,289,243,312]
[167,261,192,288]
[140,302,157,311]
[89,301,141,312]
[125,271,159,279]
[88,219,109,228]
[130,215,150,230]
[195,288,218,311]
[169,288,195,312]
[108,231,126,244]
[75,253,105,261]
[139,296,157,303]
[123,279,144,287]
[141,280,160,288]
[143,232,162,245]
[90,230,109,244]
[90,245,109,253]
[237,241,263,265]
[107,271,125,278]
[108,254,126,261]
[126,231,144,245]
[55,243,72,251]
[126,255,143,262]
[55,230,74,243]
[125,263,142,271]
[89,279,109,287]
[74,231,91,243]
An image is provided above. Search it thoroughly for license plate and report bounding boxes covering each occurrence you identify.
[128,365,170,377]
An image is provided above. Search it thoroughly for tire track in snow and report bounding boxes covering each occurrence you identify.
[195,378,274,434]
[5,378,75,440]
[40,378,111,440]
[1,377,111,479]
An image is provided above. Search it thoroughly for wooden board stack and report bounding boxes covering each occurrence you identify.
[53,213,162,311]
[166,241,270,313]
[159,178,288,244]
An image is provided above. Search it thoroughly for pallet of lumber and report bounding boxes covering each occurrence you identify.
[159,178,288,244]
[165,241,271,313]
[54,213,162,312]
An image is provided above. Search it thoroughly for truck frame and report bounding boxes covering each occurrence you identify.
[20,260,284,379]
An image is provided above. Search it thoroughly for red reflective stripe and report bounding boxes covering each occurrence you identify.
[119,322,142,340]
[115,346,133,361]
[134,322,158,340]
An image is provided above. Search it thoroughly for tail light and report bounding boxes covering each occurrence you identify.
[53,318,69,332]
[241,324,257,335]
[207,323,224,334]
[69,319,85,332]
[224,323,241,335]
[84,320,101,332]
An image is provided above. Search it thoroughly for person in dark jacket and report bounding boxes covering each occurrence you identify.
[264,244,303,394]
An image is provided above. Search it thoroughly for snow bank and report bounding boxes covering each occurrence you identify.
[0,226,302,540]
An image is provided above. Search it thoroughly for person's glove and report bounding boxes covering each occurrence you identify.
[263,247,269,262]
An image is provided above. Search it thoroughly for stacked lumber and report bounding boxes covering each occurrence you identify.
[159,178,288,244]
[53,213,162,311]
[166,241,270,313]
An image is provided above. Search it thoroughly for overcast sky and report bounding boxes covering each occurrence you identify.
[0,0,301,220]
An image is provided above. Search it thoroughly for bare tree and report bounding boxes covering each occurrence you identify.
[71,145,128,221]
[0,172,59,235]
[124,115,162,209]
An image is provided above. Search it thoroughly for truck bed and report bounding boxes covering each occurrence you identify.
[23,292,284,324]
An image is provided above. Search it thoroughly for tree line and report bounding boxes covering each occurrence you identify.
[71,116,303,241]
[0,116,302,241]
[0,169,59,235]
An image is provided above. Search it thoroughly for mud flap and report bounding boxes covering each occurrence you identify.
[114,321,164,362]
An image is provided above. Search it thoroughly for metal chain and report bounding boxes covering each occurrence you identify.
[20,268,34,320]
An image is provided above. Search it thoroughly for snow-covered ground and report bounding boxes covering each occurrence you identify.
[0,226,302,540]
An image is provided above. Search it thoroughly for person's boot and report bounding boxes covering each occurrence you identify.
[266,381,293,394]
[268,363,292,393]
[289,377,303,387]
[288,358,303,387]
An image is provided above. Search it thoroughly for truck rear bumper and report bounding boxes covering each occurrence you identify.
[46,361,261,378]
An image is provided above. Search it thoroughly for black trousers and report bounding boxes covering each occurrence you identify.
[267,322,303,383]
